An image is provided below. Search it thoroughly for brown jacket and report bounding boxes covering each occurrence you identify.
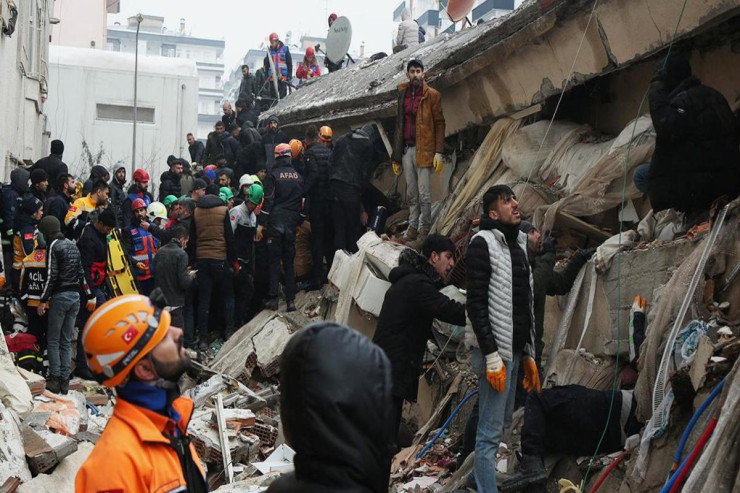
[392,81,445,168]
[192,195,234,261]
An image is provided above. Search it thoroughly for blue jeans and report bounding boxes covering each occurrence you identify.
[471,348,520,493]
[47,291,81,379]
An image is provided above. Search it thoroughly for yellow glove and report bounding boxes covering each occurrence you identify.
[136,262,146,271]
[485,352,507,392]
[392,162,402,176]
[433,153,445,174]
[523,356,541,393]
[256,225,264,242]
[86,298,97,313]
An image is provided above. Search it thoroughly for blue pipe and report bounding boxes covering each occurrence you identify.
[673,378,725,465]
[417,390,479,460]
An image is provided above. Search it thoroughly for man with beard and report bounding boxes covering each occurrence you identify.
[122,199,159,296]
[109,163,127,227]
[159,158,184,201]
[121,169,154,228]
[187,133,205,164]
[392,59,446,244]
[373,234,466,446]
[44,173,76,227]
[75,291,206,493]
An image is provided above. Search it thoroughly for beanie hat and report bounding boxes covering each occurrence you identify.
[98,208,117,227]
[519,221,536,235]
[22,196,43,215]
[30,168,48,185]
[267,115,279,125]
[38,216,61,237]
[192,178,207,191]
[205,183,220,196]
[50,139,64,154]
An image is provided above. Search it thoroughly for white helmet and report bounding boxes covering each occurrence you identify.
[239,174,254,189]
[146,201,168,221]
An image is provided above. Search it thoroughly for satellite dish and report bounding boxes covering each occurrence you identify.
[447,0,475,22]
[326,16,352,64]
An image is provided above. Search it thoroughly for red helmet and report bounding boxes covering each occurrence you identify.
[269,32,279,42]
[329,13,338,25]
[274,143,292,159]
[306,46,315,58]
[133,169,149,182]
[131,198,146,211]
[204,164,218,173]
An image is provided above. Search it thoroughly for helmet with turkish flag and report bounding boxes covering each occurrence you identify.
[306,46,315,58]
[289,139,304,159]
[274,143,292,159]
[319,126,333,142]
[133,168,150,183]
[269,32,279,42]
[131,198,147,211]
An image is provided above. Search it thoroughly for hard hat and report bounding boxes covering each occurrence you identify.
[131,198,147,211]
[163,195,179,208]
[269,32,279,42]
[204,164,218,173]
[306,46,315,58]
[82,294,172,387]
[319,126,333,142]
[133,169,150,182]
[239,174,254,189]
[247,183,264,206]
[147,201,168,221]
[289,139,304,159]
[274,143,292,159]
[251,174,262,186]
[219,187,234,203]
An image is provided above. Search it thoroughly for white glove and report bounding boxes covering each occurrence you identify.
[485,351,506,392]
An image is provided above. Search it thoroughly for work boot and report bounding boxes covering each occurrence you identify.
[46,375,61,394]
[499,455,547,492]
[403,226,418,241]
[286,301,296,312]
[74,366,96,381]
[60,378,70,395]
[265,298,279,311]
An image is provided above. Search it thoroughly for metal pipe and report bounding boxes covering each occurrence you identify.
[132,13,143,174]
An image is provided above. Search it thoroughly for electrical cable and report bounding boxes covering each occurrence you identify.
[661,417,718,493]
[416,389,479,460]
[587,448,634,493]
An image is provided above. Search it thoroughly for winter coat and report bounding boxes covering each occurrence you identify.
[1,168,30,242]
[188,141,205,164]
[40,236,91,303]
[12,212,38,271]
[153,239,192,307]
[261,128,289,148]
[396,8,420,49]
[330,124,387,192]
[392,81,445,168]
[373,249,466,401]
[296,61,321,81]
[229,203,257,270]
[240,122,262,146]
[121,185,153,230]
[219,132,241,166]
[31,153,68,187]
[465,216,536,362]
[221,111,236,129]
[190,194,235,262]
[158,170,182,201]
[262,158,304,232]
[77,223,108,290]
[648,76,740,212]
[238,74,257,106]
[43,193,73,231]
[236,142,266,178]
[109,175,127,228]
[304,142,333,201]
[266,323,394,493]
[82,165,109,196]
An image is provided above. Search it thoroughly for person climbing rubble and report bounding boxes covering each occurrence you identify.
[75,291,207,493]
[373,234,466,448]
[266,322,394,493]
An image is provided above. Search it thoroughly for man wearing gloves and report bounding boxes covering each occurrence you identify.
[392,58,446,243]
[465,185,540,493]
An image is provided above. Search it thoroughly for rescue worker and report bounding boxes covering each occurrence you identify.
[229,184,263,327]
[75,292,207,493]
[304,125,333,290]
[37,216,95,394]
[289,139,305,176]
[392,59,446,243]
[296,46,321,83]
[121,168,154,229]
[262,143,304,312]
[1,168,31,255]
[65,179,109,240]
[19,232,49,353]
[12,196,43,292]
[44,173,76,227]
[123,198,159,296]
[109,163,127,227]
[219,187,235,209]
[264,32,292,99]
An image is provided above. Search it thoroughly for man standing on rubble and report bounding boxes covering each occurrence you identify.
[373,234,466,447]
[75,292,207,493]
[392,59,446,244]
[465,185,540,493]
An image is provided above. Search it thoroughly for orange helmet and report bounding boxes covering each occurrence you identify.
[289,139,304,159]
[274,143,292,159]
[319,126,333,142]
[82,294,171,387]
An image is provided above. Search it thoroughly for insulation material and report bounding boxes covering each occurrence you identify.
[0,330,34,416]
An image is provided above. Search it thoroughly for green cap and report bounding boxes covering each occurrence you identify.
[163,195,179,208]
[219,187,234,204]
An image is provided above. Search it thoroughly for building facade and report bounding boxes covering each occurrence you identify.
[50,0,119,50]
[106,16,224,140]
[393,0,514,39]
[0,0,55,180]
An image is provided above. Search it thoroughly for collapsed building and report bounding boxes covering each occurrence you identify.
[1,0,739,491]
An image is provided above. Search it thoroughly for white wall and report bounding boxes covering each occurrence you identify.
[51,0,106,49]
[47,46,198,187]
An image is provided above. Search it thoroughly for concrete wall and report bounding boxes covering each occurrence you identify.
[0,0,54,179]
[51,0,107,50]
[47,46,198,185]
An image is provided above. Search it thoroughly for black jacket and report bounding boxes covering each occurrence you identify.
[109,176,127,228]
[44,193,73,227]
[77,223,108,290]
[82,165,109,196]
[219,132,240,166]
[236,142,266,178]
[373,249,466,401]
[1,168,30,240]
[260,128,289,148]
[40,236,91,302]
[267,323,394,493]
[304,142,332,201]
[188,141,205,163]
[238,74,257,106]
[262,158,304,231]
[329,124,386,192]
[32,153,68,187]
[148,216,192,249]
[158,170,182,201]
[648,76,740,212]
[153,240,192,307]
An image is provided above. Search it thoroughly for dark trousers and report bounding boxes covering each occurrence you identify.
[521,385,623,458]
[76,287,106,370]
[390,395,404,451]
[309,199,333,285]
[251,241,269,311]
[267,227,296,302]
[137,277,155,296]
[184,280,198,346]
[169,306,184,329]
[25,306,48,353]
[331,182,362,254]
[195,259,234,341]
[234,265,254,326]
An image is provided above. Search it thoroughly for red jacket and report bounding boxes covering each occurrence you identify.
[296,60,321,80]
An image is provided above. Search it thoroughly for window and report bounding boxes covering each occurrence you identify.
[161,44,176,57]
[107,39,121,52]
[214,100,220,114]
[215,75,221,87]
[96,104,155,123]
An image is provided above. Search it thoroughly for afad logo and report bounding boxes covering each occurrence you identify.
[122,325,139,344]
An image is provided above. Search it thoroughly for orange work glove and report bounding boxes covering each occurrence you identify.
[86,298,97,313]
[485,352,507,392]
[522,356,541,393]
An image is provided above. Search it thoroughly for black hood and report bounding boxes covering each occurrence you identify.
[89,165,108,181]
[279,323,394,493]
[10,168,30,193]
[389,248,439,285]
[197,194,225,209]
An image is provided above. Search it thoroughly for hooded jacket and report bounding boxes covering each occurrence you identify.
[330,124,387,191]
[373,249,466,401]
[1,168,30,244]
[153,239,192,307]
[82,165,109,196]
[218,131,241,166]
[396,8,420,48]
[121,184,154,230]
[32,153,68,187]
[158,169,182,201]
[109,164,127,227]
[267,323,394,493]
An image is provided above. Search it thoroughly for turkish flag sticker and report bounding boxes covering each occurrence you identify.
[122,326,139,344]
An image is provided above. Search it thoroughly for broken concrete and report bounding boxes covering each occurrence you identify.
[16,442,93,493]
